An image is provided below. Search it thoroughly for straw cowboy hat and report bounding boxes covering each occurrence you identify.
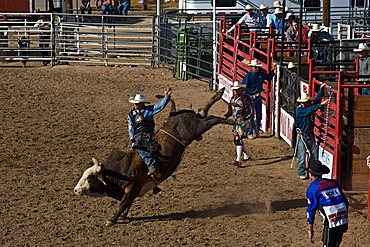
[297,92,312,103]
[231,81,246,90]
[259,4,268,10]
[353,43,370,52]
[128,94,150,104]
[273,8,283,15]
[272,1,283,8]
[248,59,262,67]
[287,62,296,69]
[245,4,254,10]
[311,23,323,32]
[307,160,330,176]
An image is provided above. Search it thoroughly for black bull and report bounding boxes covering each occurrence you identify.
[74,89,236,226]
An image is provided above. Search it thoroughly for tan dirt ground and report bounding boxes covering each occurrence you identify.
[0,64,368,246]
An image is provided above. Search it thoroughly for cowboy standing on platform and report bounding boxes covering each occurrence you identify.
[306,160,349,246]
[128,87,172,176]
[224,81,253,166]
[296,83,328,180]
[242,59,275,138]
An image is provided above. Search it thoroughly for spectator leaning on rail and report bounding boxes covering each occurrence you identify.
[80,0,92,21]
[306,160,349,246]
[259,4,271,29]
[353,42,370,95]
[101,0,113,15]
[117,0,131,16]
[227,4,262,34]
[127,88,172,177]
[241,59,276,138]
[224,81,253,167]
[296,83,328,180]
[309,24,334,62]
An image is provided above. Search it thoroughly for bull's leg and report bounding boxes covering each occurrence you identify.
[105,190,138,227]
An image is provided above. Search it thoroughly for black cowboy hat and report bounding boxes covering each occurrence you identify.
[307,160,330,176]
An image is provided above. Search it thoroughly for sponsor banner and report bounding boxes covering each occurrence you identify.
[300,80,309,96]
[218,74,233,103]
[279,108,294,147]
[318,145,334,179]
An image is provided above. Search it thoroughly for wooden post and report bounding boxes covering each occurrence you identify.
[322,0,330,27]
[66,0,73,13]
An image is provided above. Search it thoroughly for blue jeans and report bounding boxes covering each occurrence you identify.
[101,4,113,15]
[134,147,156,169]
[297,134,318,176]
[118,1,130,15]
[80,5,92,14]
[248,96,262,135]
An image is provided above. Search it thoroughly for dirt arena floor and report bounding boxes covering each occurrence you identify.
[0,64,368,246]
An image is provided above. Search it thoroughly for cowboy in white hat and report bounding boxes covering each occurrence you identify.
[224,81,253,167]
[270,7,283,34]
[306,160,349,246]
[242,59,276,138]
[128,87,172,177]
[227,3,262,34]
[295,83,328,180]
[353,43,370,94]
[259,4,271,28]
[309,23,334,62]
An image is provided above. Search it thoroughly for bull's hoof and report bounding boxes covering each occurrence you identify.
[104,220,115,227]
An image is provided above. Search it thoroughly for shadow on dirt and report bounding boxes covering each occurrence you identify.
[251,155,293,166]
[122,198,306,223]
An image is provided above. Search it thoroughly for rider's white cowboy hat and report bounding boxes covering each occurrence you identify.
[248,59,262,67]
[288,62,296,69]
[311,23,323,32]
[297,93,312,103]
[259,4,268,10]
[353,43,370,52]
[231,81,246,90]
[245,4,254,10]
[273,8,283,15]
[129,94,150,104]
[272,1,283,8]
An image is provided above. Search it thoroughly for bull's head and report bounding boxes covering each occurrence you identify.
[74,158,107,196]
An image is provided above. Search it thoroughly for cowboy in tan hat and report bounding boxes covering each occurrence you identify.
[128,87,172,177]
[306,160,349,246]
[224,81,253,167]
[295,83,328,180]
[353,43,370,94]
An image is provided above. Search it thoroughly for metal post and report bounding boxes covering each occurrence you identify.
[212,0,217,89]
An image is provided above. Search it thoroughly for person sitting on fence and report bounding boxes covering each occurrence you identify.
[18,36,30,67]
[306,160,349,246]
[224,81,253,167]
[117,0,130,16]
[285,19,309,56]
[34,15,50,66]
[79,0,92,22]
[353,43,370,95]
[227,4,262,34]
[295,83,328,180]
[259,4,271,29]
[127,88,172,177]
[309,24,334,62]
[101,0,113,15]
[241,59,276,138]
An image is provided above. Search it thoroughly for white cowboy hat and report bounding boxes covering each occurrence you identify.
[273,8,283,15]
[231,81,246,90]
[285,12,294,20]
[248,59,262,67]
[245,4,254,10]
[128,94,150,104]
[272,1,283,8]
[259,4,268,10]
[297,93,312,103]
[353,43,370,52]
[287,62,296,69]
[311,23,323,32]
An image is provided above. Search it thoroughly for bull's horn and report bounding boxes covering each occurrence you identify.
[92,157,99,165]
[92,157,101,174]
[97,174,107,186]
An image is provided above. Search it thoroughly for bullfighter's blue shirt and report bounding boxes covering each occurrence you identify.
[296,87,324,136]
[306,178,349,228]
[241,71,275,96]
